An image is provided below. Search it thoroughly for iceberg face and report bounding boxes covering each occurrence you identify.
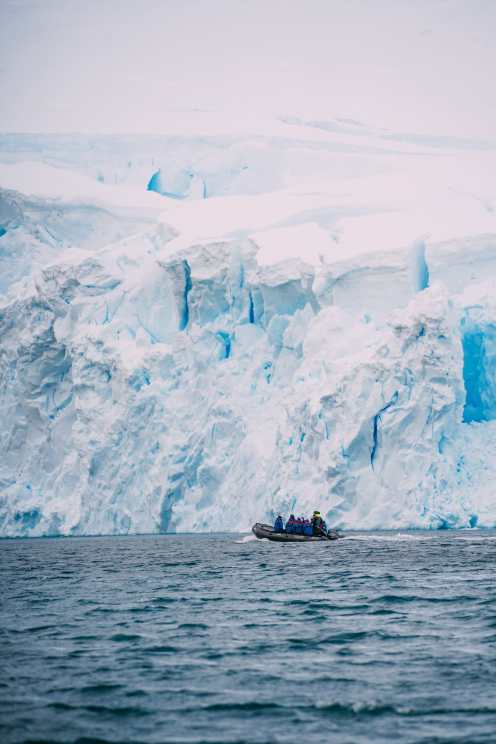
[2,127,496,536]
[0,188,162,295]
[460,307,496,424]
[1,233,495,537]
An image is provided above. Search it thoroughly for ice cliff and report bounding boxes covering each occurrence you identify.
[1,125,496,536]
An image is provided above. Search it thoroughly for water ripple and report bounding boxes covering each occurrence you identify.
[2,530,496,744]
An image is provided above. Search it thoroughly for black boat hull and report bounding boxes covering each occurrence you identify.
[252,523,342,542]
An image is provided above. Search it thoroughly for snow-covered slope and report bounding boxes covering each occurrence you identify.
[1,122,496,536]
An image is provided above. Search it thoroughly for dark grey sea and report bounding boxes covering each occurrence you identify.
[1,531,496,743]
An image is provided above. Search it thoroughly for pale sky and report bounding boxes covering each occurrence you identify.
[1,0,495,137]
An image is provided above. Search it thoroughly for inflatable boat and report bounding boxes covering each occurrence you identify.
[252,522,343,542]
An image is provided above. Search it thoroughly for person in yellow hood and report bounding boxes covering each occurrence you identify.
[311,510,327,536]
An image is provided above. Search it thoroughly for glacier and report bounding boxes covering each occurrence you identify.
[1,119,496,537]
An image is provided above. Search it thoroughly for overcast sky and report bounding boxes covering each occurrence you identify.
[1,0,495,136]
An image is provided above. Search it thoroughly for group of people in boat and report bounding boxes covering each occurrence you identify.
[273,510,328,537]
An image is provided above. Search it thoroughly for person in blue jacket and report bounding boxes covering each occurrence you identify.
[274,515,284,533]
[285,514,295,533]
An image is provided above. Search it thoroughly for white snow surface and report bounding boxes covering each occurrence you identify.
[1,121,496,536]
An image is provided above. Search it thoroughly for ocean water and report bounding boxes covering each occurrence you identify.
[1,531,496,744]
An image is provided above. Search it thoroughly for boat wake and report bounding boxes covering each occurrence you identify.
[347,533,435,542]
[235,534,258,544]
